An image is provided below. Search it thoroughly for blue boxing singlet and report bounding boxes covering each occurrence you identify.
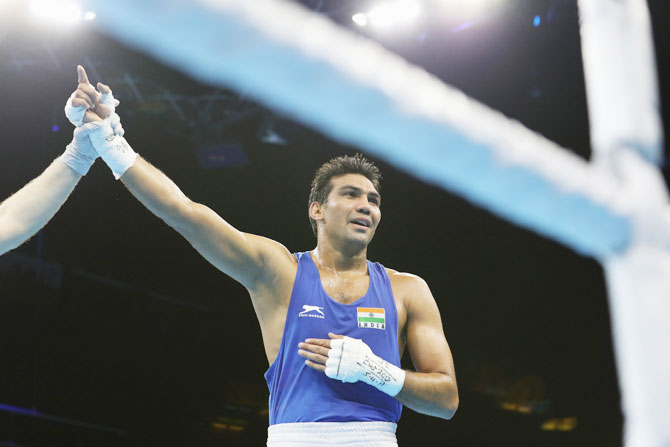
[265,252,403,425]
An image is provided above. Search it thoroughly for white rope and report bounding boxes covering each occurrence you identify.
[83,0,634,258]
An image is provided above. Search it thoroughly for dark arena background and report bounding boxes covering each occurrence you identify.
[1,0,669,446]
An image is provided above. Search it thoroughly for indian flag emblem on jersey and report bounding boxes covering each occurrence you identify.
[357,307,386,330]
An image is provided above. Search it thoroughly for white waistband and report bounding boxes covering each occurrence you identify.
[267,421,398,446]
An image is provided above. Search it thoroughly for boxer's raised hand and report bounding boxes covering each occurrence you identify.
[60,66,121,175]
[66,65,112,125]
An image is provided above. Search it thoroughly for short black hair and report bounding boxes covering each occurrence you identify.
[308,154,382,236]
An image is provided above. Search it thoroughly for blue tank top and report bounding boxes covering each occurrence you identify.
[265,252,403,425]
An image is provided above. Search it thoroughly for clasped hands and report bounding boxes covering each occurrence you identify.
[61,65,135,179]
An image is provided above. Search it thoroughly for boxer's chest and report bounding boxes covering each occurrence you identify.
[317,270,369,304]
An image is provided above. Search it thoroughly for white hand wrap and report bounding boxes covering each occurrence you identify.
[325,336,406,397]
[59,124,100,175]
[88,120,137,179]
[64,92,86,127]
[100,90,121,114]
[59,115,125,176]
[61,86,124,176]
[64,86,120,127]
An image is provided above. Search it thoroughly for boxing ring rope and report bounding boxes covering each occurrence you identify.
[80,0,670,444]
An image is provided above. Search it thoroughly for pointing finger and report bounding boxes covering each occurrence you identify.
[328,333,345,340]
[77,65,89,85]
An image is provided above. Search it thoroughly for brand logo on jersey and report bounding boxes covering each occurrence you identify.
[299,305,325,319]
[357,307,385,330]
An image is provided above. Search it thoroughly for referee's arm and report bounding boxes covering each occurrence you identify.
[0,159,81,256]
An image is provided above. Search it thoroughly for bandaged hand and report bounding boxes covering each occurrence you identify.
[60,66,126,176]
[64,65,119,126]
[59,124,102,176]
[59,114,126,176]
[299,333,406,397]
[87,120,137,180]
[63,65,135,179]
[86,89,135,179]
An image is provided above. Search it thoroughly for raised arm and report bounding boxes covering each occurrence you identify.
[117,157,292,289]
[0,159,81,256]
[69,66,293,291]
[0,65,112,256]
[394,275,459,419]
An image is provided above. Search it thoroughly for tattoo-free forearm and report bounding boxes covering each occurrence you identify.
[0,159,81,255]
[119,156,193,229]
[395,370,458,419]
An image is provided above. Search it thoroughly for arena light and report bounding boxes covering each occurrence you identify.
[352,0,421,29]
[30,0,81,24]
[352,13,368,27]
[0,0,18,16]
[435,0,505,18]
[28,0,95,26]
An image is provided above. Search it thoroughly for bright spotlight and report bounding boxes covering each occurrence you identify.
[436,0,504,18]
[29,0,83,25]
[354,0,422,30]
[83,11,96,21]
[0,0,19,15]
[395,0,421,20]
[368,4,396,28]
[0,0,25,22]
[352,13,368,27]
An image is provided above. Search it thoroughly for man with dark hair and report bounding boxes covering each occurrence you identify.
[308,153,382,236]
[72,67,458,446]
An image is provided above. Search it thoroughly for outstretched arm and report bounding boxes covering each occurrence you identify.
[73,66,293,291]
[118,157,291,289]
[0,159,81,256]
[0,65,109,256]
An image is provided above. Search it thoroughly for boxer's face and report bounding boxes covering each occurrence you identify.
[311,174,381,247]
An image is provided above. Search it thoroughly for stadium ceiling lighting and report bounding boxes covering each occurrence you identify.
[436,0,504,17]
[28,0,95,26]
[352,13,368,27]
[352,0,422,29]
[0,0,18,15]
